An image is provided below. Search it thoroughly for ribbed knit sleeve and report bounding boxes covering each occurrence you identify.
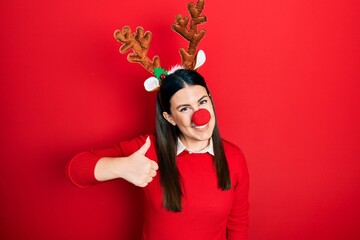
[224,142,250,240]
[66,151,102,188]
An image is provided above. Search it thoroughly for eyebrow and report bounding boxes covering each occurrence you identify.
[175,95,209,110]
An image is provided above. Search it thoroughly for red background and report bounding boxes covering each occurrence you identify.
[1,0,360,239]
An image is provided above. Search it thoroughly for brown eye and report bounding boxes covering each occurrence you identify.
[199,99,208,105]
[180,107,189,112]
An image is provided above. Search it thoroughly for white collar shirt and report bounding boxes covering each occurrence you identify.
[176,138,214,156]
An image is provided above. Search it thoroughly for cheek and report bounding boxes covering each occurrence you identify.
[206,106,215,119]
[208,108,216,126]
[184,114,193,126]
[174,113,192,126]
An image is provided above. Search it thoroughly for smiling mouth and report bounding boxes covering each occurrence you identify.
[194,123,208,130]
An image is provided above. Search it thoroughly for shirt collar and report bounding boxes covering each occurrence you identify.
[176,138,214,156]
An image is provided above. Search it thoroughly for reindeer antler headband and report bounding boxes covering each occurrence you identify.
[114,0,207,91]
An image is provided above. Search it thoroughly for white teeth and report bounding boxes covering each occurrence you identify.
[195,124,207,129]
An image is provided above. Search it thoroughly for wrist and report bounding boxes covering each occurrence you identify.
[111,156,128,180]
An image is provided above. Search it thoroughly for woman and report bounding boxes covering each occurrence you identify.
[67,68,249,240]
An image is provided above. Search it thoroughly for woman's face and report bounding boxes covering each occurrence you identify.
[163,84,215,151]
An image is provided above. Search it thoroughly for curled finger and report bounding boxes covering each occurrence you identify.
[147,176,153,183]
[150,169,157,177]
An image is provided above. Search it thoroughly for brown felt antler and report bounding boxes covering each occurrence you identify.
[114,26,161,74]
[172,0,207,69]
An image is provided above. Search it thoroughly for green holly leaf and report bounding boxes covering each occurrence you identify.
[154,67,168,80]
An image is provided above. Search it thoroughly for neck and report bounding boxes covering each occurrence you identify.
[179,136,210,152]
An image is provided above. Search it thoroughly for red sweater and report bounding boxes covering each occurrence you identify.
[67,135,249,240]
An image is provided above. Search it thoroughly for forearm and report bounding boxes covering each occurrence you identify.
[67,135,157,188]
[94,156,126,182]
[67,146,124,187]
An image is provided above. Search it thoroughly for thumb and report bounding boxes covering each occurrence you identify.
[136,136,151,156]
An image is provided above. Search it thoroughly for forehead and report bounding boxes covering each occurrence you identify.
[170,85,208,106]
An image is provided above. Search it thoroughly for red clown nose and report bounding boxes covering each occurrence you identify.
[192,109,211,126]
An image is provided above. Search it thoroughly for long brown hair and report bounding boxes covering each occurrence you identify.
[156,69,231,212]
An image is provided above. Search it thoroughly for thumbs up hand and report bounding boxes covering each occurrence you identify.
[120,137,159,187]
[94,137,159,187]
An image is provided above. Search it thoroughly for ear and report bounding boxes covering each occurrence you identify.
[144,76,160,91]
[162,112,176,126]
[194,50,206,70]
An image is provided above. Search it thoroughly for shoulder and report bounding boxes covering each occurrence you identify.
[222,139,245,159]
[221,139,247,173]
